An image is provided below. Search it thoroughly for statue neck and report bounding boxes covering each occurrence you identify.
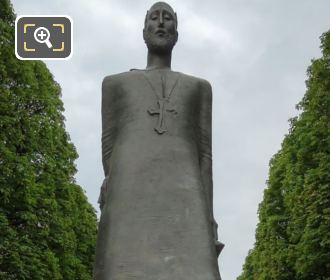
[146,50,172,70]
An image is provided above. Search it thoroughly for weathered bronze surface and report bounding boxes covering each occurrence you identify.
[94,2,223,279]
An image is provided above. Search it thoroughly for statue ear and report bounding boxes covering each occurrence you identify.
[175,31,179,44]
[144,10,149,28]
[143,28,147,42]
[174,12,178,28]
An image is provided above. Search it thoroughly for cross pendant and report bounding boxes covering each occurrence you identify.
[148,99,176,134]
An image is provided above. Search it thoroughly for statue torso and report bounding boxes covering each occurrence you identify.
[95,70,219,279]
[102,69,203,137]
[101,70,208,174]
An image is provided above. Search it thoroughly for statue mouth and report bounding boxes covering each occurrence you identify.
[155,29,167,36]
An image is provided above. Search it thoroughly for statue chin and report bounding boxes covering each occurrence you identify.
[144,33,177,54]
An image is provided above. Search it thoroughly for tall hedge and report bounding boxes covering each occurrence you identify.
[0,1,97,279]
[238,30,330,280]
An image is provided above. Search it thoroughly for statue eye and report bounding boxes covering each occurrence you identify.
[150,14,158,20]
[163,12,172,21]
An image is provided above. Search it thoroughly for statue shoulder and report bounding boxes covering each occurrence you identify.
[198,78,212,95]
[102,71,135,91]
[177,72,212,93]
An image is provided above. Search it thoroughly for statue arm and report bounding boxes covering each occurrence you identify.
[198,80,218,241]
[99,76,117,209]
[101,76,116,176]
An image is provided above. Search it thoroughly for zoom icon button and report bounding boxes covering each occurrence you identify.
[15,15,72,60]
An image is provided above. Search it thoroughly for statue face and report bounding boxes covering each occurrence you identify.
[143,3,178,54]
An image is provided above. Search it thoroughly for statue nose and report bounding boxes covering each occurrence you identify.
[159,11,164,26]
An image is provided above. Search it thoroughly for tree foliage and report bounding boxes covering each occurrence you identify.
[238,30,330,280]
[0,1,97,279]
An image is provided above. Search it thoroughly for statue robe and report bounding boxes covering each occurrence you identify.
[94,69,221,280]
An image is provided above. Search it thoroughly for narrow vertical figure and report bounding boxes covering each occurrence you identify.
[94,2,223,279]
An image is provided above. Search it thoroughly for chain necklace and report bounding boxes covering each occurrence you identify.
[142,70,179,134]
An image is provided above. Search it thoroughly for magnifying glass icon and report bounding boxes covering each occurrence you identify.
[34,27,53,48]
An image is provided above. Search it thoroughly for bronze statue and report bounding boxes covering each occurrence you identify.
[94,2,223,279]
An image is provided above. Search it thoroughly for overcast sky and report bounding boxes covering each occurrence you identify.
[11,0,330,279]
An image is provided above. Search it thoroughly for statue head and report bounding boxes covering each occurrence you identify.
[143,2,178,54]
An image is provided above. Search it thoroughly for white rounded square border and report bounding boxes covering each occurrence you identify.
[15,15,73,61]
